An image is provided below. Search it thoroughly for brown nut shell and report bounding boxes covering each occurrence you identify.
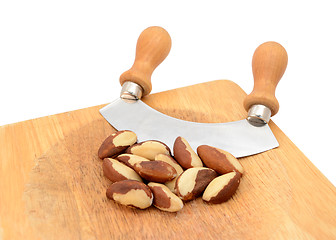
[175,167,217,201]
[98,130,137,159]
[126,140,171,160]
[155,154,183,193]
[197,145,244,175]
[116,154,150,168]
[134,161,177,183]
[102,158,142,183]
[106,180,153,209]
[202,171,241,204]
[148,182,183,212]
[173,136,203,169]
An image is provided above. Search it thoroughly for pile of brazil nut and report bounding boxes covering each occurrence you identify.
[98,130,244,212]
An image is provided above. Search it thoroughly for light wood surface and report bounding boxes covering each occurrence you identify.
[0,80,335,240]
[244,41,288,116]
[119,26,172,96]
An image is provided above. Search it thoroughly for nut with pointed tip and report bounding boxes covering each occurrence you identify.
[202,172,241,204]
[116,154,150,168]
[197,145,244,175]
[102,158,142,183]
[126,140,171,160]
[173,136,203,168]
[175,167,217,201]
[148,182,183,212]
[106,180,153,209]
[134,161,177,183]
[98,130,137,159]
[155,154,183,193]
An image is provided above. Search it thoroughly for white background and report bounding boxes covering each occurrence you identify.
[1,1,335,185]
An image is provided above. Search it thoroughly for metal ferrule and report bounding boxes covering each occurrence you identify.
[247,104,272,127]
[120,81,143,103]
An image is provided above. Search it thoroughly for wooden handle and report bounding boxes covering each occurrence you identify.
[243,41,288,116]
[119,26,172,96]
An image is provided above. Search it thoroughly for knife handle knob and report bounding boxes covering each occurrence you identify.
[244,41,288,118]
[120,26,172,97]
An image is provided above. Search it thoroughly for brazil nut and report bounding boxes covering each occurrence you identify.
[98,130,137,159]
[148,182,183,212]
[175,167,217,201]
[134,160,177,183]
[126,140,171,160]
[106,180,153,209]
[197,145,244,175]
[202,171,241,204]
[102,158,142,183]
[173,136,203,168]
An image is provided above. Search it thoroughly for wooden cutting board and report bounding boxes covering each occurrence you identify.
[0,80,335,240]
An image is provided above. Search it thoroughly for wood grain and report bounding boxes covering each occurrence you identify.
[0,80,335,240]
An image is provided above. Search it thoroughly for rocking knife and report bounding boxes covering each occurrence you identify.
[100,26,288,158]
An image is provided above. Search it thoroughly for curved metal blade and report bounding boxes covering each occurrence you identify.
[100,99,278,158]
